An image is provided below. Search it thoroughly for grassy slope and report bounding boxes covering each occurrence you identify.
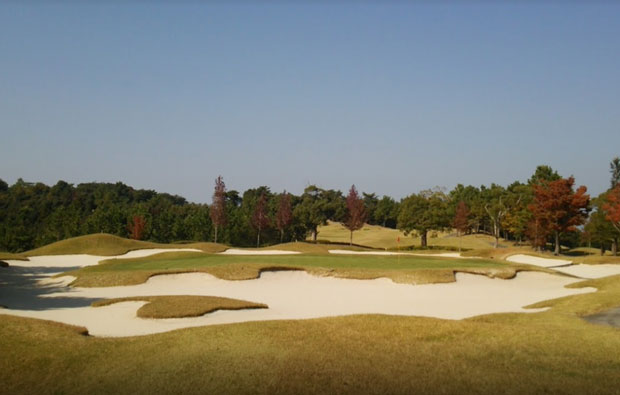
[65,252,546,287]
[312,221,516,250]
[0,252,28,261]
[2,276,620,394]
[25,233,227,256]
[92,295,267,319]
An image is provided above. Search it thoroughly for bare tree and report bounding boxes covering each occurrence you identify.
[344,185,367,246]
[209,175,227,243]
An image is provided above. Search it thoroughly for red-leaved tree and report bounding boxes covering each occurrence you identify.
[603,184,620,233]
[210,175,227,243]
[528,177,590,255]
[344,185,367,246]
[251,192,271,248]
[602,184,620,255]
[275,191,293,243]
[453,201,470,252]
[127,215,146,240]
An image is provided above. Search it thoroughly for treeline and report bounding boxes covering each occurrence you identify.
[1,160,619,254]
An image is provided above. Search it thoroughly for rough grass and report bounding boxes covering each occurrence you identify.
[2,278,620,395]
[0,252,28,261]
[92,295,267,319]
[527,274,620,316]
[64,252,549,287]
[25,233,227,256]
[312,221,516,250]
[570,255,620,265]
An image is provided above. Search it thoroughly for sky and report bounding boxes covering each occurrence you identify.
[1,2,619,203]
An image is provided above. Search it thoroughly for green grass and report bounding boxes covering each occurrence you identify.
[312,221,516,250]
[25,233,228,256]
[65,251,546,287]
[92,295,267,319]
[2,276,620,394]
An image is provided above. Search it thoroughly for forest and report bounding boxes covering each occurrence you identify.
[1,160,619,255]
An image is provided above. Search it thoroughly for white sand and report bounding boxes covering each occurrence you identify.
[220,249,300,255]
[505,254,620,279]
[551,264,620,279]
[0,250,596,337]
[506,254,572,268]
[328,250,463,258]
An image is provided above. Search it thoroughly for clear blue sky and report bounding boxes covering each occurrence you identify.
[1,2,619,203]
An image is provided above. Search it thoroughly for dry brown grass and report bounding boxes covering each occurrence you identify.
[0,252,28,261]
[25,233,227,256]
[570,255,620,265]
[92,295,267,319]
[2,293,620,395]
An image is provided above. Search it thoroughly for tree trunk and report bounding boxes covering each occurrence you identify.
[600,244,605,256]
[613,238,618,256]
[554,232,560,255]
[350,230,353,246]
[214,226,218,244]
[458,231,462,253]
[421,230,428,248]
[311,229,317,243]
[280,229,284,244]
[257,228,261,248]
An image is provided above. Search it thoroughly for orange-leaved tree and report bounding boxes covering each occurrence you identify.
[127,215,146,240]
[602,184,620,233]
[528,177,590,255]
[344,185,367,246]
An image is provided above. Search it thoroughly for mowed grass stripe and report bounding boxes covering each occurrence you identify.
[93,253,503,272]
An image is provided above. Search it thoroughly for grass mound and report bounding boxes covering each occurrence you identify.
[25,233,227,256]
[92,295,267,319]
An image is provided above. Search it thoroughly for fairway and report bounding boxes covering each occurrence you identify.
[311,221,517,250]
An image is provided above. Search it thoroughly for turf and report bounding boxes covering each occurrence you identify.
[2,283,620,394]
[312,221,516,250]
[0,252,28,261]
[64,251,545,287]
[92,295,267,319]
[25,233,227,256]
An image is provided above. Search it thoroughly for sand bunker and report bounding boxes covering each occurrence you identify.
[506,254,572,268]
[329,250,463,258]
[0,250,596,337]
[506,254,620,279]
[220,249,300,255]
[551,264,620,279]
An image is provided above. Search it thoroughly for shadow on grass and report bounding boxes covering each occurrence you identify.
[0,265,101,310]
